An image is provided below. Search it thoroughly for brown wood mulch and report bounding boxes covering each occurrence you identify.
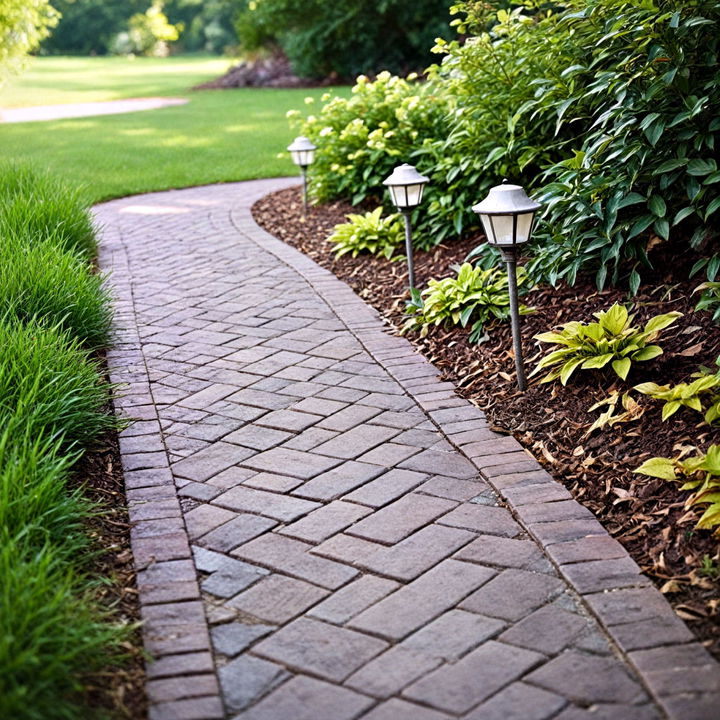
[72,392,147,719]
[253,185,720,658]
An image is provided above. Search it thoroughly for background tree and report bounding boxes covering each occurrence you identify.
[234,0,455,79]
[0,0,58,78]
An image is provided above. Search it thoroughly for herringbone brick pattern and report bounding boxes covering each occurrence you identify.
[96,179,719,720]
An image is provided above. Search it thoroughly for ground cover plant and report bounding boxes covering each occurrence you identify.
[253,186,720,657]
[0,166,138,718]
[328,207,404,259]
[0,56,350,202]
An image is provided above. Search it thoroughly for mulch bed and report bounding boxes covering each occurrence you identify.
[253,185,720,658]
[72,388,147,718]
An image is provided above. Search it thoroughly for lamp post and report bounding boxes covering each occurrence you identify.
[383,163,429,290]
[472,180,540,391]
[287,136,317,214]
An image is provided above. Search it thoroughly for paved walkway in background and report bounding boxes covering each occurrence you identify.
[96,179,719,720]
[0,96,187,123]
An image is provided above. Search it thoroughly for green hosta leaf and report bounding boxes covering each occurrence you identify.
[612,357,632,380]
[634,457,677,481]
[648,195,667,217]
[560,357,586,385]
[635,382,662,395]
[688,159,717,176]
[632,345,663,361]
[699,446,720,474]
[581,354,614,369]
[661,400,681,421]
[653,158,687,174]
[599,303,628,335]
[644,312,681,335]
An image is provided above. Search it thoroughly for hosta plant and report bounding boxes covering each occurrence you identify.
[405,262,531,343]
[694,281,720,323]
[327,207,404,260]
[532,303,681,384]
[635,375,720,421]
[635,445,720,535]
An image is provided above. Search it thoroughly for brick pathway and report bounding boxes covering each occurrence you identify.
[96,179,719,720]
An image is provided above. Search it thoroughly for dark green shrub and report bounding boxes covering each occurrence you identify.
[0,232,111,350]
[0,163,97,260]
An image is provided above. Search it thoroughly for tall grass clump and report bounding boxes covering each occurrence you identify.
[0,537,125,720]
[0,163,97,260]
[0,233,111,350]
[0,319,114,450]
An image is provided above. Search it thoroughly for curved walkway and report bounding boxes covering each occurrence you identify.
[0,97,187,123]
[96,179,719,720]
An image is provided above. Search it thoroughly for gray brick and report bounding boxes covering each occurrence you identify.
[403,640,544,714]
[437,503,520,537]
[224,424,293,450]
[498,604,587,654]
[309,575,400,625]
[210,621,274,657]
[280,500,372,543]
[350,559,495,640]
[254,616,387,682]
[292,460,385,500]
[312,424,400,459]
[172,442,254,482]
[454,535,544,569]
[463,682,567,720]
[240,446,342,478]
[214,485,320,522]
[218,654,289,713]
[399,448,478,479]
[197,513,276,552]
[344,468,428,507]
[360,698,450,720]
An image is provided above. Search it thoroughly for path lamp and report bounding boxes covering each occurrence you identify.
[472,180,541,391]
[287,136,317,214]
[383,163,429,290]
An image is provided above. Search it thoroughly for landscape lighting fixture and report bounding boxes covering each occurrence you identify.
[472,180,541,391]
[383,163,429,290]
[287,135,317,214]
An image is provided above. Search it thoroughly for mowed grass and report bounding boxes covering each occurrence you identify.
[0,57,350,203]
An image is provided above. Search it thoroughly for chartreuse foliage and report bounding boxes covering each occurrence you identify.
[328,208,404,260]
[635,375,720,421]
[404,263,531,343]
[532,303,681,384]
[635,445,720,534]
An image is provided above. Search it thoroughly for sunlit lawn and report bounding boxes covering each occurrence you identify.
[0,56,349,202]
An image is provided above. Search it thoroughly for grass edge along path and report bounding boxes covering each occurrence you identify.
[0,163,132,720]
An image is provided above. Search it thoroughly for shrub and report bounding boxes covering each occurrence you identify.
[0,319,114,451]
[0,164,97,260]
[0,233,111,350]
[532,303,681,384]
[291,72,447,214]
[405,262,531,343]
[328,207,404,259]
[694,281,720,322]
[635,445,720,534]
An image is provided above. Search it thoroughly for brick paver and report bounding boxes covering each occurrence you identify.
[97,179,719,720]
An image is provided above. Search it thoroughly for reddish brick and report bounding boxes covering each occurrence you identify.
[280,500,372,543]
[309,575,399,624]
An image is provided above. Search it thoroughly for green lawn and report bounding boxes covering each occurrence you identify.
[0,56,349,202]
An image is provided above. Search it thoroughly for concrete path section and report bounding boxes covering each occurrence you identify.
[96,179,720,720]
[0,97,187,123]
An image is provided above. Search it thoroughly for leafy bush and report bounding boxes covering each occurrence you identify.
[0,0,57,78]
[297,0,720,286]
[405,262,531,343]
[328,207,404,259]
[235,0,454,79]
[0,163,97,260]
[0,233,111,350]
[635,445,720,534]
[291,72,447,215]
[110,0,182,56]
[0,319,113,451]
[532,303,681,384]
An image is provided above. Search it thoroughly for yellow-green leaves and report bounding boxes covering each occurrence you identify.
[404,263,532,343]
[635,375,720,421]
[327,208,404,259]
[635,445,720,535]
[532,302,681,385]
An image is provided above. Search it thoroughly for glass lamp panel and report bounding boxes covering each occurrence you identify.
[304,148,316,165]
[489,214,516,245]
[479,214,496,244]
[515,211,535,244]
[290,150,302,166]
[390,182,424,209]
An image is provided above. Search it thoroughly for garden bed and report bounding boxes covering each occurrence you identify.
[254,185,720,658]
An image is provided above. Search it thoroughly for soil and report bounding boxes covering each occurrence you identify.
[72,386,147,719]
[253,185,720,658]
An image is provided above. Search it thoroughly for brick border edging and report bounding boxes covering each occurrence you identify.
[232,182,720,720]
[98,217,227,720]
